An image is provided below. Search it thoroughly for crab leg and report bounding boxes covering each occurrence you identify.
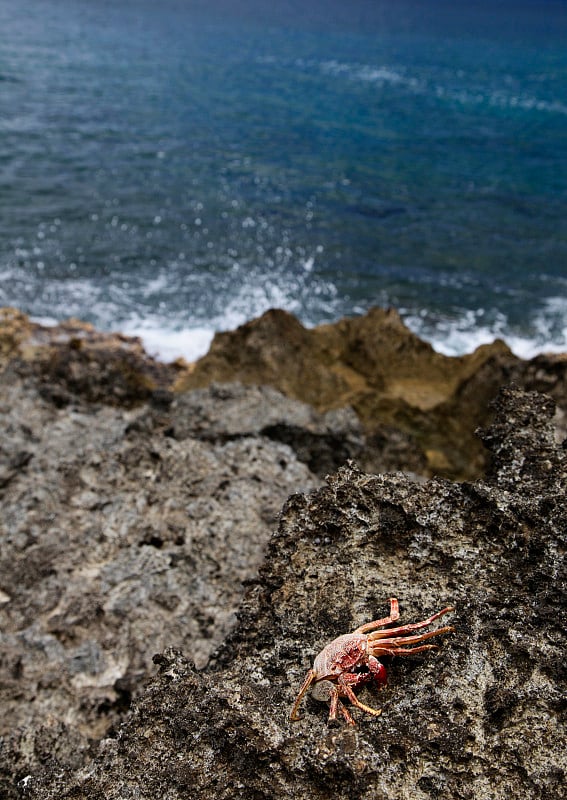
[328,688,356,726]
[338,679,382,717]
[369,627,454,659]
[339,700,356,725]
[366,606,455,640]
[371,644,440,657]
[369,624,454,648]
[355,598,400,633]
[290,668,317,721]
[338,702,356,725]
[328,686,339,721]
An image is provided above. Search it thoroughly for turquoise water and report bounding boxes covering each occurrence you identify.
[1,0,566,359]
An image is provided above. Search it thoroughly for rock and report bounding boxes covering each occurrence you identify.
[175,308,567,479]
[10,387,565,800]
[0,368,317,779]
[0,308,34,366]
[0,308,182,407]
[169,382,426,477]
[175,307,507,414]
[1,307,566,797]
[3,306,566,480]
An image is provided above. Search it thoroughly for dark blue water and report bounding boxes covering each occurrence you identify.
[1,0,566,359]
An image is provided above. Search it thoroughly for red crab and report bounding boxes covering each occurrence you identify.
[290,598,455,725]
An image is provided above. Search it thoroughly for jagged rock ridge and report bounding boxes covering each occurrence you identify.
[2,305,567,479]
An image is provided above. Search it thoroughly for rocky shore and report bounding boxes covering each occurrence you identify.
[0,307,565,799]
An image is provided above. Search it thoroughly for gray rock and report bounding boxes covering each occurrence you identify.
[8,387,565,800]
[0,372,317,769]
[170,382,426,477]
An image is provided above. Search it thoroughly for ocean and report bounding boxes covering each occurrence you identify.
[1,0,566,361]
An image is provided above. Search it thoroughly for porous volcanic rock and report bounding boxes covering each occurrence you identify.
[0,367,317,789]
[11,387,565,800]
[169,382,427,477]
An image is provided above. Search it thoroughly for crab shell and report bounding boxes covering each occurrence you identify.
[312,633,368,680]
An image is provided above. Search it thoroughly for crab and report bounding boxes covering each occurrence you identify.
[290,598,455,725]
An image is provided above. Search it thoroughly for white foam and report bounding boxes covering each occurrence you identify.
[26,276,566,367]
[320,60,419,90]
[119,321,215,363]
[131,299,567,365]
[30,306,567,366]
[427,326,567,359]
[30,314,59,328]
[213,281,305,333]
[404,300,567,360]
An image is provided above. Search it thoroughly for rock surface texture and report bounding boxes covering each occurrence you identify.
[2,385,565,800]
[0,307,566,798]
[0,364,317,792]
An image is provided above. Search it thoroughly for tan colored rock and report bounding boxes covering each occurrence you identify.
[0,308,182,406]
[0,307,33,365]
[175,307,509,406]
[176,308,522,478]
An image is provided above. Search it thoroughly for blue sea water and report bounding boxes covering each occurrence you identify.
[0,0,566,360]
